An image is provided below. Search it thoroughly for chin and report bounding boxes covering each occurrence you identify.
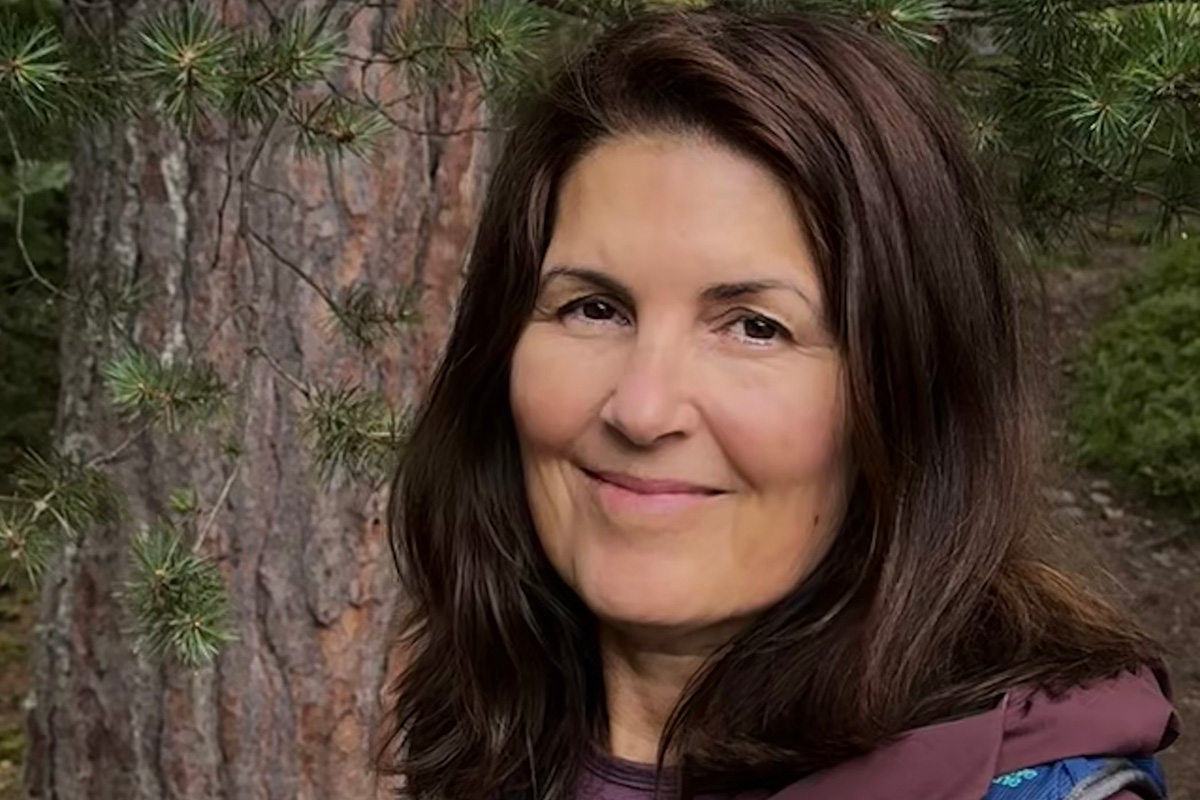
[590,594,710,631]
[572,562,763,638]
[573,560,712,629]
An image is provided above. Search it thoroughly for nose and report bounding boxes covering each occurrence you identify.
[598,334,699,447]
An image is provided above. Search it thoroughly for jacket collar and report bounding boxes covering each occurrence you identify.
[758,667,1177,800]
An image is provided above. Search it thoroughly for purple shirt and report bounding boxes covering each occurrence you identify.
[576,751,738,800]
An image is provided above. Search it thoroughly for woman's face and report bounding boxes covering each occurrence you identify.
[510,133,850,637]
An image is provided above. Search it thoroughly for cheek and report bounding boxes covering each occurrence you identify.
[707,358,848,488]
[511,329,621,578]
[510,328,600,446]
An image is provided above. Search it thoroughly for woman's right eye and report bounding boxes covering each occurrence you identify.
[559,296,628,325]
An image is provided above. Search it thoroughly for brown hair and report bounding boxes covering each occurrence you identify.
[379,8,1157,799]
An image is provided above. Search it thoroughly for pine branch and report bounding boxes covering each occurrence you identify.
[242,223,359,333]
[855,0,952,49]
[467,1,554,75]
[224,30,291,123]
[124,523,237,668]
[325,79,498,137]
[245,344,314,399]
[328,283,423,349]
[194,462,239,555]
[123,3,234,131]
[288,93,392,158]
[271,8,345,83]
[0,504,57,585]
[0,448,125,587]
[384,3,464,86]
[300,383,408,484]
[103,348,230,433]
[1054,69,1140,154]
[225,9,345,123]
[77,276,152,346]
[13,449,123,536]
[0,19,67,122]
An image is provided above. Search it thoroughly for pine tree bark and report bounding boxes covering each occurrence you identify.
[24,2,488,797]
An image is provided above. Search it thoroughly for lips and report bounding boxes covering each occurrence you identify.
[581,467,724,496]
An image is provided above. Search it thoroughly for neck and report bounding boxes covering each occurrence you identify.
[599,620,741,764]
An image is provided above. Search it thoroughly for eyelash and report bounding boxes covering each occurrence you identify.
[556,295,793,345]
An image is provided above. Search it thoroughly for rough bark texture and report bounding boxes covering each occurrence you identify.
[24,2,488,797]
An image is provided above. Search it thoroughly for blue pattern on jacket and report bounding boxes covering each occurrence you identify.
[984,756,1166,800]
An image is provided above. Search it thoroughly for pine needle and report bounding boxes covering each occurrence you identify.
[328,283,422,348]
[124,523,237,668]
[123,3,234,131]
[300,383,408,484]
[0,505,57,586]
[384,4,461,87]
[289,94,392,159]
[0,21,68,122]
[103,348,229,433]
[168,486,199,516]
[225,9,345,124]
[12,449,123,536]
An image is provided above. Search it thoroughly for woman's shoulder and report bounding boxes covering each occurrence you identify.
[765,668,1175,800]
[986,755,1167,800]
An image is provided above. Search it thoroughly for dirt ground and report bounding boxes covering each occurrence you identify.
[0,238,1193,798]
[1040,238,1199,798]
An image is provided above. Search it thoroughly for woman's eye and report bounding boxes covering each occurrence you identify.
[559,296,627,324]
[733,314,787,342]
[580,299,618,320]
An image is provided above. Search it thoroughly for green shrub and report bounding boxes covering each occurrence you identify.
[1068,237,1200,514]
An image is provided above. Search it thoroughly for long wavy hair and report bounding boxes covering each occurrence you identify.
[378,8,1158,799]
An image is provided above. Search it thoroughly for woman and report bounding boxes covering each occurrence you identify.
[379,8,1177,800]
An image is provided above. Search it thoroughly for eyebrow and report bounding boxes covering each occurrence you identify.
[540,266,819,313]
[540,266,633,305]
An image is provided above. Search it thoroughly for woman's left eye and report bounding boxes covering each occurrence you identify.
[729,314,789,343]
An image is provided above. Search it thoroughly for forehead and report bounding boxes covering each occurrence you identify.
[556,132,797,230]
[545,133,822,297]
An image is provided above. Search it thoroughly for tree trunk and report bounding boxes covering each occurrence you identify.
[24,2,488,797]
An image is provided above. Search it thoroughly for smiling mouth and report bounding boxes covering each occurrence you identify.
[581,467,723,495]
[578,466,726,513]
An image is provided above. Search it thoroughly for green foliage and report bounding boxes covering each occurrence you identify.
[301,384,408,485]
[384,3,462,86]
[103,348,229,433]
[228,10,343,123]
[10,449,122,533]
[329,283,422,348]
[0,0,1195,231]
[0,449,122,583]
[0,504,57,584]
[124,4,234,131]
[0,721,25,762]
[1068,236,1200,512]
[0,18,68,123]
[979,1,1200,241]
[1123,233,1200,302]
[167,486,199,516]
[124,523,236,668]
[290,95,391,160]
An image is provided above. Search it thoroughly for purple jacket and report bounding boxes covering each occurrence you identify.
[578,667,1178,800]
